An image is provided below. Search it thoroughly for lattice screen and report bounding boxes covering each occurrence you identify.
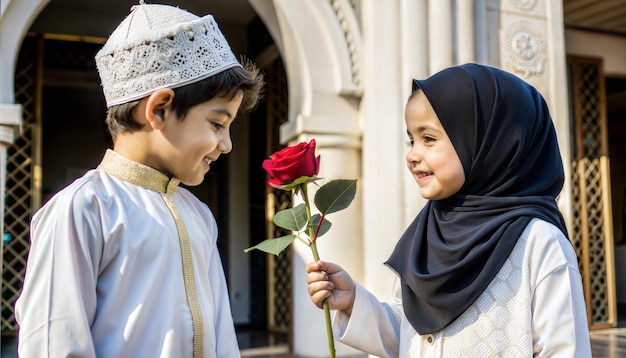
[568,56,617,330]
[2,35,102,334]
[266,59,292,333]
[2,36,40,333]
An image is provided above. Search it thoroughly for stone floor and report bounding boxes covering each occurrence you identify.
[238,329,291,357]
[590,328,626,358]
[4,326,626,357]
[1,330,292,358]
[588,306,626,358]
[1,334,17,357]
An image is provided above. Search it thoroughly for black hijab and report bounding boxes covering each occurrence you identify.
[385,64,568,335]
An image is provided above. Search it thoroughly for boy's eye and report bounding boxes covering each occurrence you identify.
[424,136,435,143]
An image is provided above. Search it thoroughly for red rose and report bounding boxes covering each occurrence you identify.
[262,139,321,187]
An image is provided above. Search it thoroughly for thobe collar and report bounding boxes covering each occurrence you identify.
[98,149,180,194]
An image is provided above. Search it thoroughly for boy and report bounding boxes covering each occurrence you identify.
[15,2,263,357]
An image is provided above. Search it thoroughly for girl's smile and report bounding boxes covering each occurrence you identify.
[410,165,433,181]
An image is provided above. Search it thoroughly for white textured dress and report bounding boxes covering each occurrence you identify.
[333,219,592,357]
[15,150,240,358]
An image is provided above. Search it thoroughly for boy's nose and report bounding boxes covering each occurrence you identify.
[218,135,232,154]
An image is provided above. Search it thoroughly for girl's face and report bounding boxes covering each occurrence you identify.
[405,91,465,200]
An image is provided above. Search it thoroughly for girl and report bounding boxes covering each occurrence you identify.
[306,64,591,357]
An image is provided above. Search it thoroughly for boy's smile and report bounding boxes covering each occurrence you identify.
[154,91,244,186]
[203,157,213,169]
[405,91,465,200]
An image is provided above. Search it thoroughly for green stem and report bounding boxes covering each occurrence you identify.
[300,184,336,358]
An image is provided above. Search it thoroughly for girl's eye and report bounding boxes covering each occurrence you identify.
[212,121,225,130]
[406,139,414,147]
[424,136,435,143]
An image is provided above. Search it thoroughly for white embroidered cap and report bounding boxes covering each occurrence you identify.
[95,2,242,107]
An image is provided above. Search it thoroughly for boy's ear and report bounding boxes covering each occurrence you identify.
[144,88,175,129]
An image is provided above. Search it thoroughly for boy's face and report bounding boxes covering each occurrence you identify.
[405,91,465,200]
[157,92,243,186]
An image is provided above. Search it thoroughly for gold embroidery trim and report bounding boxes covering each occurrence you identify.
[162,194,204,358]
[98,149,203,356]
[98,149,180,194]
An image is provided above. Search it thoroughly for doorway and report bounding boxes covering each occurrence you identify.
[568,55,617,330]
[606,76,626,321]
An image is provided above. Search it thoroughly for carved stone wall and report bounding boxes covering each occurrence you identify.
[500,0,549,87]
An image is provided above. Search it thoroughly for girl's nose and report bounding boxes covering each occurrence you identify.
[406,145,421,164]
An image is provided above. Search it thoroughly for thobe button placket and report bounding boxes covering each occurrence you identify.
[426,334,435,345]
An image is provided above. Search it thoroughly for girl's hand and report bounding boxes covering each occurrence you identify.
[306,260,356,316]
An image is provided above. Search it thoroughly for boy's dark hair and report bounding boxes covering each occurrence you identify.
[105,60,264,141]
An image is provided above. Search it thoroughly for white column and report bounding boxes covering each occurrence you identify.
[474,0,488,64]
[400,0,429,86]
[361,0,408,302]
[270,0,363,355]
[428,0,454,73]
[457,0,476,64]
[291,133,362,358]
[546,0,573,234]
[400,0,429,227]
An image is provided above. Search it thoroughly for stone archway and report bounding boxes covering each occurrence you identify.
[0,0,49,104]
[249,1,364,356]
[0,0,47,343]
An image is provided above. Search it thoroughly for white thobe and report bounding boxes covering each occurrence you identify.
[334,219,592,357]
[15,149,240,357]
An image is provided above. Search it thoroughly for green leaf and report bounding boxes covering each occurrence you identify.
[243,235,297,255]
[314,179,358,215]
[311,214,332,238]
[273,203,308,231]
[273,176,320,191]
